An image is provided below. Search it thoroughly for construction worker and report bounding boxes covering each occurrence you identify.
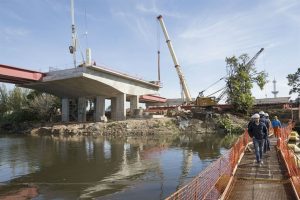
[264,113,271,132]
[259,111,269,131]
[272,116,282,138]
[248,113,268,164]
[264,113,271,152]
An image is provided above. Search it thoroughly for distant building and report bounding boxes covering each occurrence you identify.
[254,97,290,105]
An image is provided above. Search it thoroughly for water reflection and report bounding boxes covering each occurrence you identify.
[0,133,227,199]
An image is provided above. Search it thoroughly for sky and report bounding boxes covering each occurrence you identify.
[1,0,300,100]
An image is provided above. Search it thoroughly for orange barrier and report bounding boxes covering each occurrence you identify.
[277,121,300,198]
[166,131,249,200]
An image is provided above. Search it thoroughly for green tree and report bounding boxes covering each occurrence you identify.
[287,68,300,95]
[225,54,268,113]
[27,93,60,121]
[0,84,9,117]
[7,87,29,112]
[0,86,61,123]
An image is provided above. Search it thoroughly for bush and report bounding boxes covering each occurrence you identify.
[216,115,244,135]
[0,85,60,124]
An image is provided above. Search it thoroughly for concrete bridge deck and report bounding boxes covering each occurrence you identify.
[0,64,162,122]
[226,136,297,200]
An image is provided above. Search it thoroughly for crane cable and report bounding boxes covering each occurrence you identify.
[198,76,226,96]
[207,86,227,97]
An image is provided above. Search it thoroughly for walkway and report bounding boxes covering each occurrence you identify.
[226,136,297,200]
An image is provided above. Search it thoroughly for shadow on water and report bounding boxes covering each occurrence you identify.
[0,133,228,199]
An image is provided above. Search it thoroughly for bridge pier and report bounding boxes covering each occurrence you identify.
[111,93,126,121]
[62,98,69,122]
[130,95,139,116]
[78,97,86,122]
[95,96,105,122]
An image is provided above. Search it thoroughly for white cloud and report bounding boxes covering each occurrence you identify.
[171,1,298,66]
[0,27,30,42]
[135,2,184,19]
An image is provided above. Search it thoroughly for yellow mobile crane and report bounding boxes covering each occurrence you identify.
[157,15,264,107]
[157,15,192,103]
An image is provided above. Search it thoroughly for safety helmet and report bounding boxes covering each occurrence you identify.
[259,111,265,115]
[252,113,260,119]
[264,113,269,117]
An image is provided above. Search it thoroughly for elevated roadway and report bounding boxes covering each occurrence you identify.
[0,64,163,121]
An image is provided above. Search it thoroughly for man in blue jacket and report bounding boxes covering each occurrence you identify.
[248,113,268,164]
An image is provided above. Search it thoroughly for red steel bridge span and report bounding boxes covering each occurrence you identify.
[0,64,45,84]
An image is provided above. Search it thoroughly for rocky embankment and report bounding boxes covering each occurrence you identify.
[30,118,180,138]
[27,114,248,138]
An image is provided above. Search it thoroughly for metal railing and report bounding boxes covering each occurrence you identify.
[166,130,249,199]
[277,121,300,198]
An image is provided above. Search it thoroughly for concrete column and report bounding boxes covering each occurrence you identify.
[78,97,86,122]
[62,98,69,122]
[116,93,126,121]
[111,98,116,120]
[95,96,105,122]
[130,95,139,116]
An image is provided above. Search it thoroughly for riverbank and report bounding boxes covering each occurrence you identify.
[0,113,248,139]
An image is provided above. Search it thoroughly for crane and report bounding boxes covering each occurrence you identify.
[157,15,192,103]
[196,48,265,106]
[246,48,264,68]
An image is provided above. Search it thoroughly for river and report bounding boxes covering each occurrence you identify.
[0,133,228,199]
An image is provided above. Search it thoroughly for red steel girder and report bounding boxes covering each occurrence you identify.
[0,64,44,84]
[139,95,167,103]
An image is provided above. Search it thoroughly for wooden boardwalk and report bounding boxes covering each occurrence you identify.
[226,136,298,200]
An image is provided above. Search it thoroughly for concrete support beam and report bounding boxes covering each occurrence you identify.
[78,97,86,122]
[95,96,105,122]
[111,93,126,121]
[130,95,139,116]
[111,98,116,120]
[116,93,126,121]
[62,98,69,122]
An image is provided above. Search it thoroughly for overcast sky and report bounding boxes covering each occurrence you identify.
[1,0,300,100]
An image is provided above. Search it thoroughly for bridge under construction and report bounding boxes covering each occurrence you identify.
[0,63,165,122]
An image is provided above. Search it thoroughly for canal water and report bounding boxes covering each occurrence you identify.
[0,134,228,199]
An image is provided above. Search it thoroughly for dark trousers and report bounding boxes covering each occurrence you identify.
[253,138,264,162]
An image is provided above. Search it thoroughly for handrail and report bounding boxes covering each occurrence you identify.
[277,121,300,198]
[165,130,249,199]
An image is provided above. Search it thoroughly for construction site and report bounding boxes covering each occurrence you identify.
[1,1,300,200]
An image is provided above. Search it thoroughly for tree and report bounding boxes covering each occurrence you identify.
[0,84,9,119]
[287,68,300,95]
[225,54,268,113]
[27,93,60,121]
[0,86,61,123]
[7,87,29,112]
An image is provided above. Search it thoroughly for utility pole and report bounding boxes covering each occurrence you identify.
[69,0,77,68]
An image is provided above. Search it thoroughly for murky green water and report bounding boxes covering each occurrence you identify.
[0,134,227,199]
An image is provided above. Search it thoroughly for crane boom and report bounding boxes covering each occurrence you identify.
[245,48,264,67]
[157,15,192,102]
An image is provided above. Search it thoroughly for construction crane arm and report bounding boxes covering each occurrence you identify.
[157,15,192,102]
[245,48,264,67]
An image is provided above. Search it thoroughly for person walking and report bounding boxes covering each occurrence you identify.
[272,116,282,138]
[264,113,271,152]
[259,111,269,131]
[248,113,268,165]
[264,113,271,132]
